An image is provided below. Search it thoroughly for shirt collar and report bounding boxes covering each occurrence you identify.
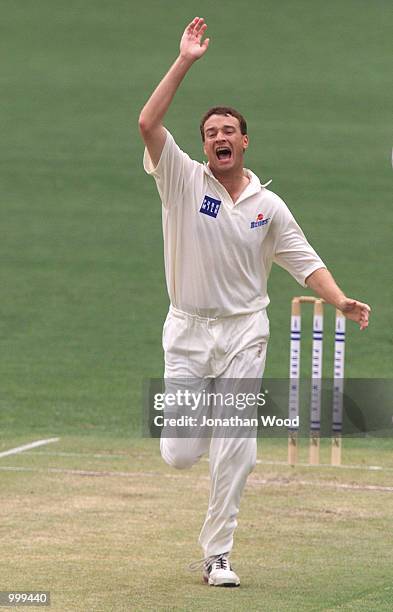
[203,162,272,192]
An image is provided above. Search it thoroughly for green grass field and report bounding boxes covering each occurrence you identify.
[1,0,392,609]
[1,436,393,611]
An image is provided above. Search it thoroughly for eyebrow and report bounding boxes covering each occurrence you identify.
[205,124,237,133]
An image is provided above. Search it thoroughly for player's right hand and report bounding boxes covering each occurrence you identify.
[180,17,210,61]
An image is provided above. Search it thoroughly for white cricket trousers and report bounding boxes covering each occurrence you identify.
[160,305,269,558]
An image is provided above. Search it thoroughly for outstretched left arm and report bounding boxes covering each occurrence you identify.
[305,268,371,331]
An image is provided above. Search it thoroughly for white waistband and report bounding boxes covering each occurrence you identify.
[169,304,266,323]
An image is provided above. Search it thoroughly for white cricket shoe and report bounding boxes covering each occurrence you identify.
[203,554,240,587]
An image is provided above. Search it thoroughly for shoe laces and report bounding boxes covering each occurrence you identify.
[188,552,229,573]
[211,555,229,571]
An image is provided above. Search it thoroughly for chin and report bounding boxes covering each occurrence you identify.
[211,160,234,172]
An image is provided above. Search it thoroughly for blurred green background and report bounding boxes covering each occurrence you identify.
[1,0,392,436]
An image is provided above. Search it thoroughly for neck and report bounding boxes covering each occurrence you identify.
[210,166,250,202]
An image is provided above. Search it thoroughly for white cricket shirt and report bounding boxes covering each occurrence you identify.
[143,129,325,318]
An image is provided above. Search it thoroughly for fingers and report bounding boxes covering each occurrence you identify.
[187,17,199,30]
[359,317,368,331]
[194,17,205,32]
[359,304,371,331]
[187,17,206,35]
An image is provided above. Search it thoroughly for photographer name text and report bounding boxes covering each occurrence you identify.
[154,415,299,428]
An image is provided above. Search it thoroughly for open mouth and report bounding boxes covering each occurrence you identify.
[215,146,232,161]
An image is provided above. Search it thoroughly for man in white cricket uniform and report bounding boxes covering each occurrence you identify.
[139,17,371,587]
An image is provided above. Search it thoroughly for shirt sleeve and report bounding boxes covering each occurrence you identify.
[143,129,196,209]
[272,197,326,287]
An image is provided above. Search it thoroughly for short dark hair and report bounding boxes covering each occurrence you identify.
[200,106,247,141]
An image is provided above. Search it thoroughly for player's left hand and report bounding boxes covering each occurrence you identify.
[338,298,371,331]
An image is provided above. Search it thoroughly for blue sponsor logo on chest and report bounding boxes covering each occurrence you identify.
[199,195,221,218]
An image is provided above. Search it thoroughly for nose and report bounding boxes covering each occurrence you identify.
[215,132,227,143]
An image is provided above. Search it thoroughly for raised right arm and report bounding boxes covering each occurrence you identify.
[138,17,209,167]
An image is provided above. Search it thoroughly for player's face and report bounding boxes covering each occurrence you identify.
[203,114,249,172]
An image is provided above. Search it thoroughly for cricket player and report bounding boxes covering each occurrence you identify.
[138,17,371,587]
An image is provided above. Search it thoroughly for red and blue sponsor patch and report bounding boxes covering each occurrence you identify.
[251,212,270,229]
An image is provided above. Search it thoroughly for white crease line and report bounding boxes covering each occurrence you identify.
[0,466,164,478]
[250,478,393,493]
[23,451,127,459]
[1,465,393,492]
[0,438,60,459]
[13,453,393,471]
[255,459,393,472]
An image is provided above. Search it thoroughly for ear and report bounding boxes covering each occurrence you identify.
[203,142,207,157]
[242,134,249,152]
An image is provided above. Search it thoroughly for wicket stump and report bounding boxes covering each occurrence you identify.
[288,296,346,466]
